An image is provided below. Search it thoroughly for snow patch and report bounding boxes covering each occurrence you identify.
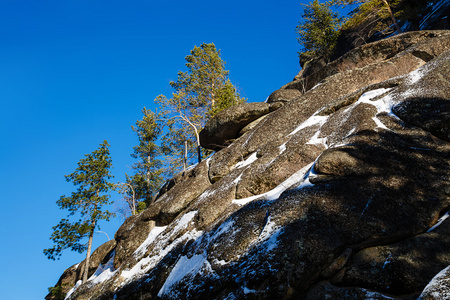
[306,130,328,146]
[232,162,314,206]
[360,196,374,218]
[88,251,116,285]
[408,68,424,84]
[427,211,450,232]
[373,116,390,130]
[279,143,287,154]
[257,216,283,252]
[134,226,167,257]
[211,218,236,241]
[420,265,450,299]
[64,280,82,300]
[382,253,393,270]
[235,152,258,169]
[362,289,395,299]
[232,173,243,185]
[158,252,210,297]
[243,286,257,294]
[171,210,197,233]
[120,211,200,285]
[289,114,328,136]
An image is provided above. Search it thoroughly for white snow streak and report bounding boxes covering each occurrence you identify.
[409,68,424,84]
[134,226,167,257]
[158,252,210,297]
[64,280,82,300]
[257,216,283,252]
[382,253,393,270]
[427,211,450,232]
[88,252,116,285]
[306,130,328,146]
[120,211,200,285]
[235,152,258,169]
[289,114,328,136]
[232,162,314,206]
[279,143,287,154]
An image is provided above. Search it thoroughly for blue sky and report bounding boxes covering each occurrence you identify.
[0,1,306,299]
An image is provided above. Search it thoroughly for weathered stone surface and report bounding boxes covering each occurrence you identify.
[199,102,271,150]
[284,30,450,93]
[142,159,211,224]
[59,31,450,300]
[306,281,396,300]
[238,115,267,136]
[419,265,450,300]
[331,214,450,296]
[47,239,116,299]
[45,264,79,300]
[207,33,450,184]
[267,88,302,103]
[114,215,154,269]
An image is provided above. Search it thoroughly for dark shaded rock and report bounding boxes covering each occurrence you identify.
[332,215,450,296]
[393,97,450,142]
[199,102,271,151]
[306,281,399,300]
[267,89,302,104]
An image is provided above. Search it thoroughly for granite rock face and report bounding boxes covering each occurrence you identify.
[48,31,450,300]
[199,102,282,151]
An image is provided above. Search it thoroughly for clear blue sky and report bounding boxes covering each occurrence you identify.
[0,1,306,299]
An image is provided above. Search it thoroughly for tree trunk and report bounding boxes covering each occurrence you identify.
[183,140,187,171]
[82,220,96,283]
[146,155,151,203]
[383,0,402,33]
[197,145,202,164]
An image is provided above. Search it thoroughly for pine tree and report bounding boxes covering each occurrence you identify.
[44,141,115,283]
[296,0,342,63]
[129,108,164,207]
[157,43,245,173]
[341,0,403,36]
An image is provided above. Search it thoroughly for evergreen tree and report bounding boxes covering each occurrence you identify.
[341,0,402,36]
[130,107,164,206]
[157,43,245,173]
[296,0,342,63]
[44,141,115,283]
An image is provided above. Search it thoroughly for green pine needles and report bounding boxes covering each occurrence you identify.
[44,140,115,283]
[296,0,342,63]
[157,42,245,173]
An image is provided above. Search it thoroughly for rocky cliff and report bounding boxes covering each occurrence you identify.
[48,30,450,300]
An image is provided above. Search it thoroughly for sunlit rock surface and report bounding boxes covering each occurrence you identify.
[47,30,450,300]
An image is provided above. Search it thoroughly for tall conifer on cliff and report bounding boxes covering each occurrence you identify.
[44,141,115,283]
[157,43,245,173]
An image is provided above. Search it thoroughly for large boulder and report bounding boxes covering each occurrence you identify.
[267,88,302,103]
[199,102,279,151]
[114,159,211,268]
